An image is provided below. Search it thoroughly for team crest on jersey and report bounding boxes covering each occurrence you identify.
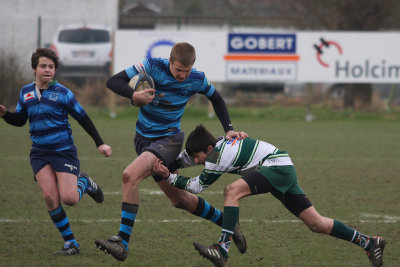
[226,137,237,145]
[23,91,35,101]
[180,86,191,96]
[134,62,146,73]
[48,92,58,101]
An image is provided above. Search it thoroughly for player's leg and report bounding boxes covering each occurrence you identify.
[148,132,222,226]
[156,178,247,253]
[143,130,222,221]
[50,147,103,203]
[77,171,104,203]
[57,172,80,206]
[35,166,79,255]
[194,176,253,266]
[95,151,155,261]
[157,180,222,223]
[298,204,386,267]
[150,130,245,253]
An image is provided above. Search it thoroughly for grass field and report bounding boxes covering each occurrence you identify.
[0,106,399,267]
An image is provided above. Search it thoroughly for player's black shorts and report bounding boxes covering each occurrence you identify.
[134,131,184,182]
[242,170,312,217]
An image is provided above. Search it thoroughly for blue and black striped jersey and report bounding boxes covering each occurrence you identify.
[125,58,215,138]
[15,81,87,151]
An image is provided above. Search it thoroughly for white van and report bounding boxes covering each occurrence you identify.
[50,24,112,78]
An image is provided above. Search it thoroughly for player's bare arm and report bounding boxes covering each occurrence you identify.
[0,105,7,117]
[152,159,170,179]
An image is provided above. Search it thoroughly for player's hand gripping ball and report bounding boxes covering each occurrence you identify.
[128,73,155,95]
[129,73,155,106]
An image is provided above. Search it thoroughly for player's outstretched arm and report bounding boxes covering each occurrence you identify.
[152,159,170,179]
[225,130,248,141]
[152,159,217,194]
[0,105,7,117]
[0,106,27,126]
[77,115,111,156]
[98,144,112,157]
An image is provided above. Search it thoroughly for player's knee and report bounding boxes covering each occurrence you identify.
[306,219,325,233]
[223,184,239,201]
[61,195,78,206]
[122,170,138,186]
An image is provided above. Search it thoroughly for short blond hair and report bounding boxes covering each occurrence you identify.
[170,42,196,66]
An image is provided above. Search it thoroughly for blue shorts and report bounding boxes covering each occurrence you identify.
[134,131,184,167]
[30,147,80,177]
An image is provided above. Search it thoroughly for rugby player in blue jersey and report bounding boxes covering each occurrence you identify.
[0,48,112,255]
[152,125,386,267]
[95,42,248,261]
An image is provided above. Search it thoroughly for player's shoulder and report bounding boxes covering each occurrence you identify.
[144,57,170,76]
[147,57,168,68]
[50,82,71,95]
[20,83,35,93]
[188,67,206,81]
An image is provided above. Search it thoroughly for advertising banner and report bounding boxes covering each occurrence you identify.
[297,32,400,83]
[113,30,226,81]
[114,30,400,83]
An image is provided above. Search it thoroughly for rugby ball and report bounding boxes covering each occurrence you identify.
[128,73,155,93]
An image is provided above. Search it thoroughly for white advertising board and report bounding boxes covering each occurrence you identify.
[297,32,400,83]
[113,30,227,81]
[114,30,400,83]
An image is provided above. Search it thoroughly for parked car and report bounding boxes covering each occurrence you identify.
[50,24,112,78]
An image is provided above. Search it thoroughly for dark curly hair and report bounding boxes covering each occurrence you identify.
[185,124,216,157]
[31,48,59,70]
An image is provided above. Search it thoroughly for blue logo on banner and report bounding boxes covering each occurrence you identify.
[228,33,296,54]
[146,40,175,59]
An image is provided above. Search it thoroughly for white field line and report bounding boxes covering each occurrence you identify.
[10,189,222,195]
[0,214,398,224]
[105,190,222,195]
[360,213,400,223]
[2,156,400,162]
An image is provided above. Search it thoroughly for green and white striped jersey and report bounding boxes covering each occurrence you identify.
[168,137,293,194]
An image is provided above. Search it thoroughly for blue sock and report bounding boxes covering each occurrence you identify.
[49,205,78,246]
[118,202,138,250]
[192,197,223,226]
[77,176,88,200]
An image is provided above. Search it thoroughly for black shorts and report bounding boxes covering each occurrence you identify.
[242,171,312,217]
[134,132,184,182]
[30,147,80,178]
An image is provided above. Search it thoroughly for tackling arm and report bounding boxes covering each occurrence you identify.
[167,170,222,194]
[152,159,222,193]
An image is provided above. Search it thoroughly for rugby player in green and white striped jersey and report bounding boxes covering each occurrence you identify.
[152,125,386,267]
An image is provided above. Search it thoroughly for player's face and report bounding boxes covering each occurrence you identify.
[33,57,55,87]
[192,145,213,164]
[169,59,192,82]
[192,151,209,164]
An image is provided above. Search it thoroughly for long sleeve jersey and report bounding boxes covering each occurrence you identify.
[124,58,216,138]
[11,81,87,150]
[168,137,293,194]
